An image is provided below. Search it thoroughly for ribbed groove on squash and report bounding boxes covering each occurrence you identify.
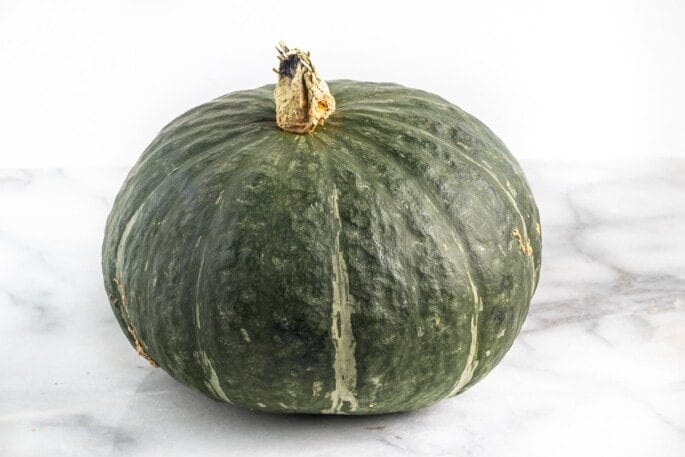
[340,111,537,296]
[321,126,484,397]
[188,137,280,403]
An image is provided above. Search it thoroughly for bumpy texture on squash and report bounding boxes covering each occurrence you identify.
[102,81,541,414]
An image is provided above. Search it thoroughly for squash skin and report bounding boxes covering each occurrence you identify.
[102,81,541,414]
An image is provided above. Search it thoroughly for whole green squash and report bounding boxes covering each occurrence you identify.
[102,44,541,414]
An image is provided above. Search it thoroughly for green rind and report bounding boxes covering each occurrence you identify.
[102,81,541,414]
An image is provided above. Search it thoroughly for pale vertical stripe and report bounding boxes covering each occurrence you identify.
[425,196,482,398]
[195,248,205,330]
[448,307,480,396]
[197,351,231,403]
[115,204,143,278]
[194,227,231,403]
[326,186,359,414]
[447,231,481,397]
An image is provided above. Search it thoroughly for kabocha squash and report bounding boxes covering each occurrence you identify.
[102,43,541,414]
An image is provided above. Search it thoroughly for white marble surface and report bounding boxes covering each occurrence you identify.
[0,159,683,456]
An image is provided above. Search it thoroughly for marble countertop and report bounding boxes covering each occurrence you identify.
[1,159,683,456]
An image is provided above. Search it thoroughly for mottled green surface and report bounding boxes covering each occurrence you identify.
[102,81,541,414]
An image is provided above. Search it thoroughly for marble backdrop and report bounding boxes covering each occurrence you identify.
[0,159,683,456]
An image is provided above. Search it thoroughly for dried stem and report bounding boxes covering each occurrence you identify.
[273,41,335,134]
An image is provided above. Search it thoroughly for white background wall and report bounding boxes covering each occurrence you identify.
[1,1,683,168]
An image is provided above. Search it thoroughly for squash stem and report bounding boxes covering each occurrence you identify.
[273,41,335,134]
